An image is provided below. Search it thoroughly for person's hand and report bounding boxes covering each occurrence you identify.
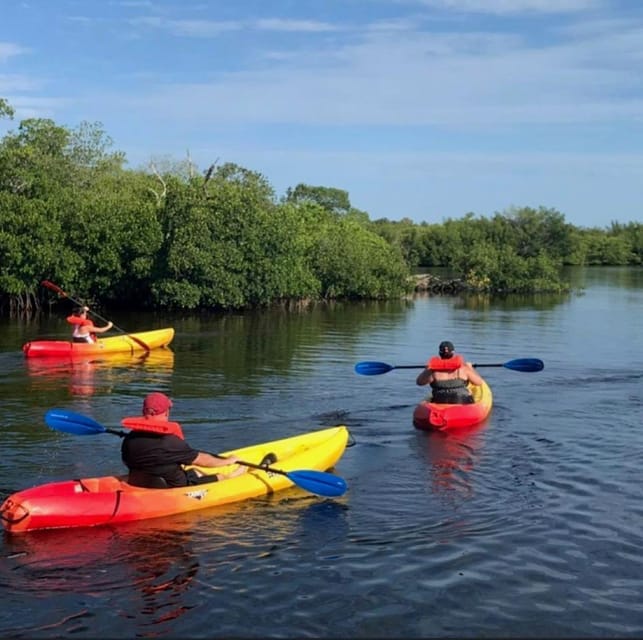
[107,321,113,328]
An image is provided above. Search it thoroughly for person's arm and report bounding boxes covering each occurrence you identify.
[90,321,113,335]
[79,319,113,335]
[191,451,242,468]
[463,363,484,386]
[416,368,434,386]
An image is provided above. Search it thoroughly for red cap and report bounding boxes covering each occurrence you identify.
[142,392,173,416]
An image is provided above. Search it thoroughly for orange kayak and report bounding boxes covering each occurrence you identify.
[0,426,349,534]
[412,380,493,431]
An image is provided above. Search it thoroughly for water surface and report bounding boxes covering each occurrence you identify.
[0,267,641,638]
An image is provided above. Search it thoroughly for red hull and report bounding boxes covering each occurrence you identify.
[413,380,493,431]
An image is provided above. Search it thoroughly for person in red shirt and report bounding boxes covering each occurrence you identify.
[66,306,113,343]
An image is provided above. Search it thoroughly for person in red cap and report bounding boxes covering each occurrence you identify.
[121,391,247,488]
[142,391,173,416]
[415,340,483,404]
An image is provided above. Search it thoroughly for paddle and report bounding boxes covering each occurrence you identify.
[44,409,348,498]
[354,357,544,376]
[41,280,151,352]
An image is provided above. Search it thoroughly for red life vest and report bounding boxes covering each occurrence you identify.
[67,316,97,342]
[121,416,185,439]
[427,354,464,371]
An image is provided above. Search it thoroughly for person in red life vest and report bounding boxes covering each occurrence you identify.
[121,392,247,489]
[415,341,483,404]
[66,306,113,343]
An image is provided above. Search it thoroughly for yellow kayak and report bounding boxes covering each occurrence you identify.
[22,328,175,358]
[0,426,349,534]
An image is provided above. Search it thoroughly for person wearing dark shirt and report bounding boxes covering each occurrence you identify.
[121,392,247,488]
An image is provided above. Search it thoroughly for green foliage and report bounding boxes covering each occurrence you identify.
[67,121,126,172]
[153,176,247,309]
[371,206,635,292]
[0,109,637,312]
[284,183,351,214]
[0,193,66,293]
[308,216,411,299]
[371,217,423,267]
[573,222,642,266]
[583,233,636,265]
[0,98,15,120]
[242,203,320,305]
[494,206,575,260]
[0,119,73,200]
[454,242,568,293]
[148,165,323,310]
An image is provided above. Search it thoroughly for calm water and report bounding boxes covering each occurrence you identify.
[0,267,641,638]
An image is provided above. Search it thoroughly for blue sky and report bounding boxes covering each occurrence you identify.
[1,0,641,229]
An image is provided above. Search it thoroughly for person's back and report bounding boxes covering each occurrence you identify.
[121,392,246,488]
[416,340,483,404]
[122,430,199,487]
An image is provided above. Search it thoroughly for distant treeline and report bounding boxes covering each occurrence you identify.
[0,98,640,315]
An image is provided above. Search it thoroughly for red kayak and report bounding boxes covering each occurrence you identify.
[413,380,493,431]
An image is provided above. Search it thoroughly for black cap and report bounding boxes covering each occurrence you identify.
[439,341,454,358]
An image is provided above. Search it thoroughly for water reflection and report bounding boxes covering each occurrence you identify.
[24,349,175,397]
[1,518,198,637]
[412,423,488,499]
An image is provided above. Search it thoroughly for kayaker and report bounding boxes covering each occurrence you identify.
[66,306,113,343]
[121,392,248,488]
[415,340,483,404]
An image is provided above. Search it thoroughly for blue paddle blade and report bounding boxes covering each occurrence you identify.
[287,470,348,497]
[354,361,395,375]
[504,358,544,372]
[45,409,107,435]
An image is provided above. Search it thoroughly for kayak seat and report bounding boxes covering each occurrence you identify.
[127,470,169,489]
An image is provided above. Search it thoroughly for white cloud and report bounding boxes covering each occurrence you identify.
[129,16,340,37]
[0,42,29,63]
[410,0,603,14]
[94,18,641,130]
[254,19,338,33]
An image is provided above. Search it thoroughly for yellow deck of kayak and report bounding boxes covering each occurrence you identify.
[77,328,175,354]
